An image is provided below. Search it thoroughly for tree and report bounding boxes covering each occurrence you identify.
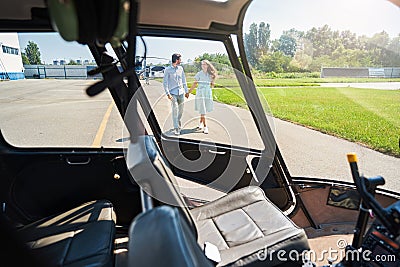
[308,55,332,72]
[24,41,42,65]
[258,51,291,73]
[276,34,297,57]
[244,23,258,67]
[195,53,230,66]
[244,22,271,67]
[21,53,30,64]
[340,30,360,50]
[67,60,79,65]
[367,31,391,66]
[386,35,400,67]
[291,50,313,70]
[305,25,338,58]
[257,22,270,56]
[193,53,231,73]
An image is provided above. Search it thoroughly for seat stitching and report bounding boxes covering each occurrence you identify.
[195,199,264,220]
[210,216,230,249]
[27,239,38,249]
[62,229,74,265]
[240,207,264,237]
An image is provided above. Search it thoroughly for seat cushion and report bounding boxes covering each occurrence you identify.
[18,200,116,267]
[190,186,309,266]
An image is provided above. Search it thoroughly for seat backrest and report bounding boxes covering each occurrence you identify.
[128,205,213,267]
[126,135,197,236]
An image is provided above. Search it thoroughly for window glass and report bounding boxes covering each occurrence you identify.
[0,34,266,151]
[2,45,19,55]
[138,36,266,150]
[0,32,127,148]
[243,0,400,189]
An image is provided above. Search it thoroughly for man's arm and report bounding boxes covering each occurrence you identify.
[163,69,171,96]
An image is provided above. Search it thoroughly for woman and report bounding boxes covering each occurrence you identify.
[189,60,217,134]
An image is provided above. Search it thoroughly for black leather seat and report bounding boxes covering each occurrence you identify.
[18,200,116,267]
[128,205,214,267]
[127,136,310,267]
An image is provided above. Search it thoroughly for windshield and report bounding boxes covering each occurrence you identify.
[243,0,400,190]
[0,33,267,151]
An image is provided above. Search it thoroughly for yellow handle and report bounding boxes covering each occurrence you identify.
[347,153,358,163]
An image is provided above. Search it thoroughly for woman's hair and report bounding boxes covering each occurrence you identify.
[201,60,217,81]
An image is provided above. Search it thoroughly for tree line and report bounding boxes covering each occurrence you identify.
[21,41,87,65]
[22,24,400,74]
[244,22,400,73]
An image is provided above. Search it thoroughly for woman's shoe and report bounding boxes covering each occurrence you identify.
[203,126,209,134]
[198,122,204,130]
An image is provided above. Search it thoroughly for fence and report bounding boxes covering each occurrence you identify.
[321,67,400,78]
[23,65,102,79]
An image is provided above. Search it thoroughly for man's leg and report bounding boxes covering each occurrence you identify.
[177,94,185,128]
[171,94,179,130]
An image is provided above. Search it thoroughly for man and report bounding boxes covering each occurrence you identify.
[163,53,189,135]
[144,65,150,85]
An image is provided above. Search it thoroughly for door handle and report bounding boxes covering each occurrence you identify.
[66,157,91,165]
[208,150,226,155]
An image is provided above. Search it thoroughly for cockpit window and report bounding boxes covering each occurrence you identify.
[0,32,127,148]
[243,0,400,186]
[0,34,268,151]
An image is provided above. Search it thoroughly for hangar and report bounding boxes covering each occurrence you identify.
[0,33,24,80]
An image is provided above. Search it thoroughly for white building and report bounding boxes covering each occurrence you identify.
[0,33,24,80]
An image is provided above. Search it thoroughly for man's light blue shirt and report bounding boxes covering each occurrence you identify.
[163,64,188,96]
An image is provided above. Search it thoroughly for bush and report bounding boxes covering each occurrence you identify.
[258,72,319,79]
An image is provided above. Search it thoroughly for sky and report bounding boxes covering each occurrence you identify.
[18,0,400,64]
[243,0,400,39]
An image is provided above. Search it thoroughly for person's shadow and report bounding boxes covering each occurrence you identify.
[115,137,130,142]
[164,127,202,136]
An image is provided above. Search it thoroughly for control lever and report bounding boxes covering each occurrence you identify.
[347,153,396,238]
[347,153,378,248]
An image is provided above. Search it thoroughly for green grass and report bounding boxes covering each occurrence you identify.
[185,77,400,88]
[255,77,400,84]
[254,77,400,87]
[213,86,400,157]
[254,79,319,87]
[212,87,247,108]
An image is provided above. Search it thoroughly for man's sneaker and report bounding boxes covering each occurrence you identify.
[198,122,204,130]
[203,126,209,134]
[174,128,180,135]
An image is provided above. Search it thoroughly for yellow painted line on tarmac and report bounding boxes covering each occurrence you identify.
[92,102,114,147]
